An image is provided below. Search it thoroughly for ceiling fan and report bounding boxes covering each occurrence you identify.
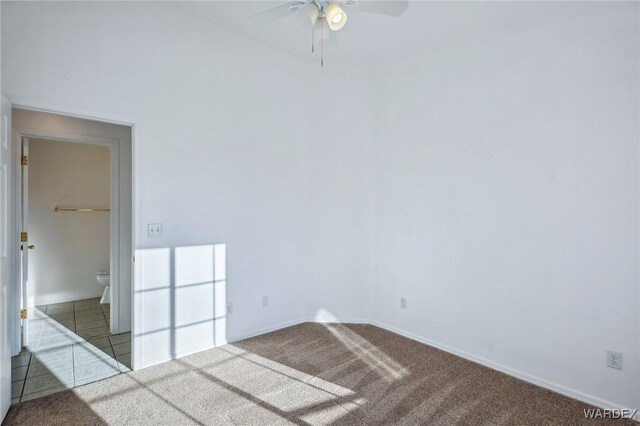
[247,0,409,66]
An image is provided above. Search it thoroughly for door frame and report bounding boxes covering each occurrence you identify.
[1,96,13,422]
[14,130,121,328]
[7,101,136,368]
[19,137,29,348]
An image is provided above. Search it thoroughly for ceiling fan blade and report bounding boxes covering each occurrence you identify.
[349,0,408,17]
[245,1,305,24]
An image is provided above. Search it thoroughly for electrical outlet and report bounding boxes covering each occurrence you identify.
[400,297,407,310]
[607,350,623,370]
[147,223,162,237]
[262,296,269,308]
[227,303,233,315]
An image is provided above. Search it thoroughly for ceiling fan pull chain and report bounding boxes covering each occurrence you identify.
[311,23,315,53]
[321,21,324,67]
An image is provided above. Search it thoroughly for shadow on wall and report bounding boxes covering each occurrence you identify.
[134,244,227,365]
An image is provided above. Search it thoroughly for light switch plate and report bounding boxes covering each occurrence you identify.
[147,223,162,237]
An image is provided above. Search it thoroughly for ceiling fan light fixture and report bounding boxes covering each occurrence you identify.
[324,3,347,31]
[298,2,319,26]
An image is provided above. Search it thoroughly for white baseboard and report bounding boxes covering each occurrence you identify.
[132,342,228,371]
[227,318,310,343]
[31,292,103,307]
[132,353,172,371]
[370,320,639,420]
[226,317,371,343]
[312,317,371,324]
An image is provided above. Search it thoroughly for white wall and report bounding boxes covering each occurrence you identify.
[302,63,373,323]
[369,3,639,411]
[28,139,110,306]
[12,109,133,334]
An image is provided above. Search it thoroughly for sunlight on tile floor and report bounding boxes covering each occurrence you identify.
[10,297,131,403]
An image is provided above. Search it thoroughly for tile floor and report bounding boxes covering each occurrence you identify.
[10,297,131,404]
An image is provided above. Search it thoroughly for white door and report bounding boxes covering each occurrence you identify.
[0,97,13,421]
[19,137,29,348]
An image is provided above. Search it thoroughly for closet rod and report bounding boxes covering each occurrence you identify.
[54,207,110,212]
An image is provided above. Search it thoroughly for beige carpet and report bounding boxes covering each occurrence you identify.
[3,323,632,425]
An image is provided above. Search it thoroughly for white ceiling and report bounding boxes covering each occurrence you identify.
[172,1,618,65]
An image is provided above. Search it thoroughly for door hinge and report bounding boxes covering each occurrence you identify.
[20,309,27,319]
[21,155,28,166]
[20,232,27,242]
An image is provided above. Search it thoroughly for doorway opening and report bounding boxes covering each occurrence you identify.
[10,108,133,404]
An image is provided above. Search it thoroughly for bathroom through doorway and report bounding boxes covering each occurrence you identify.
[10,108,133,404]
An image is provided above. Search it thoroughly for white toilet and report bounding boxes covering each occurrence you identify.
[97,271,110,304]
